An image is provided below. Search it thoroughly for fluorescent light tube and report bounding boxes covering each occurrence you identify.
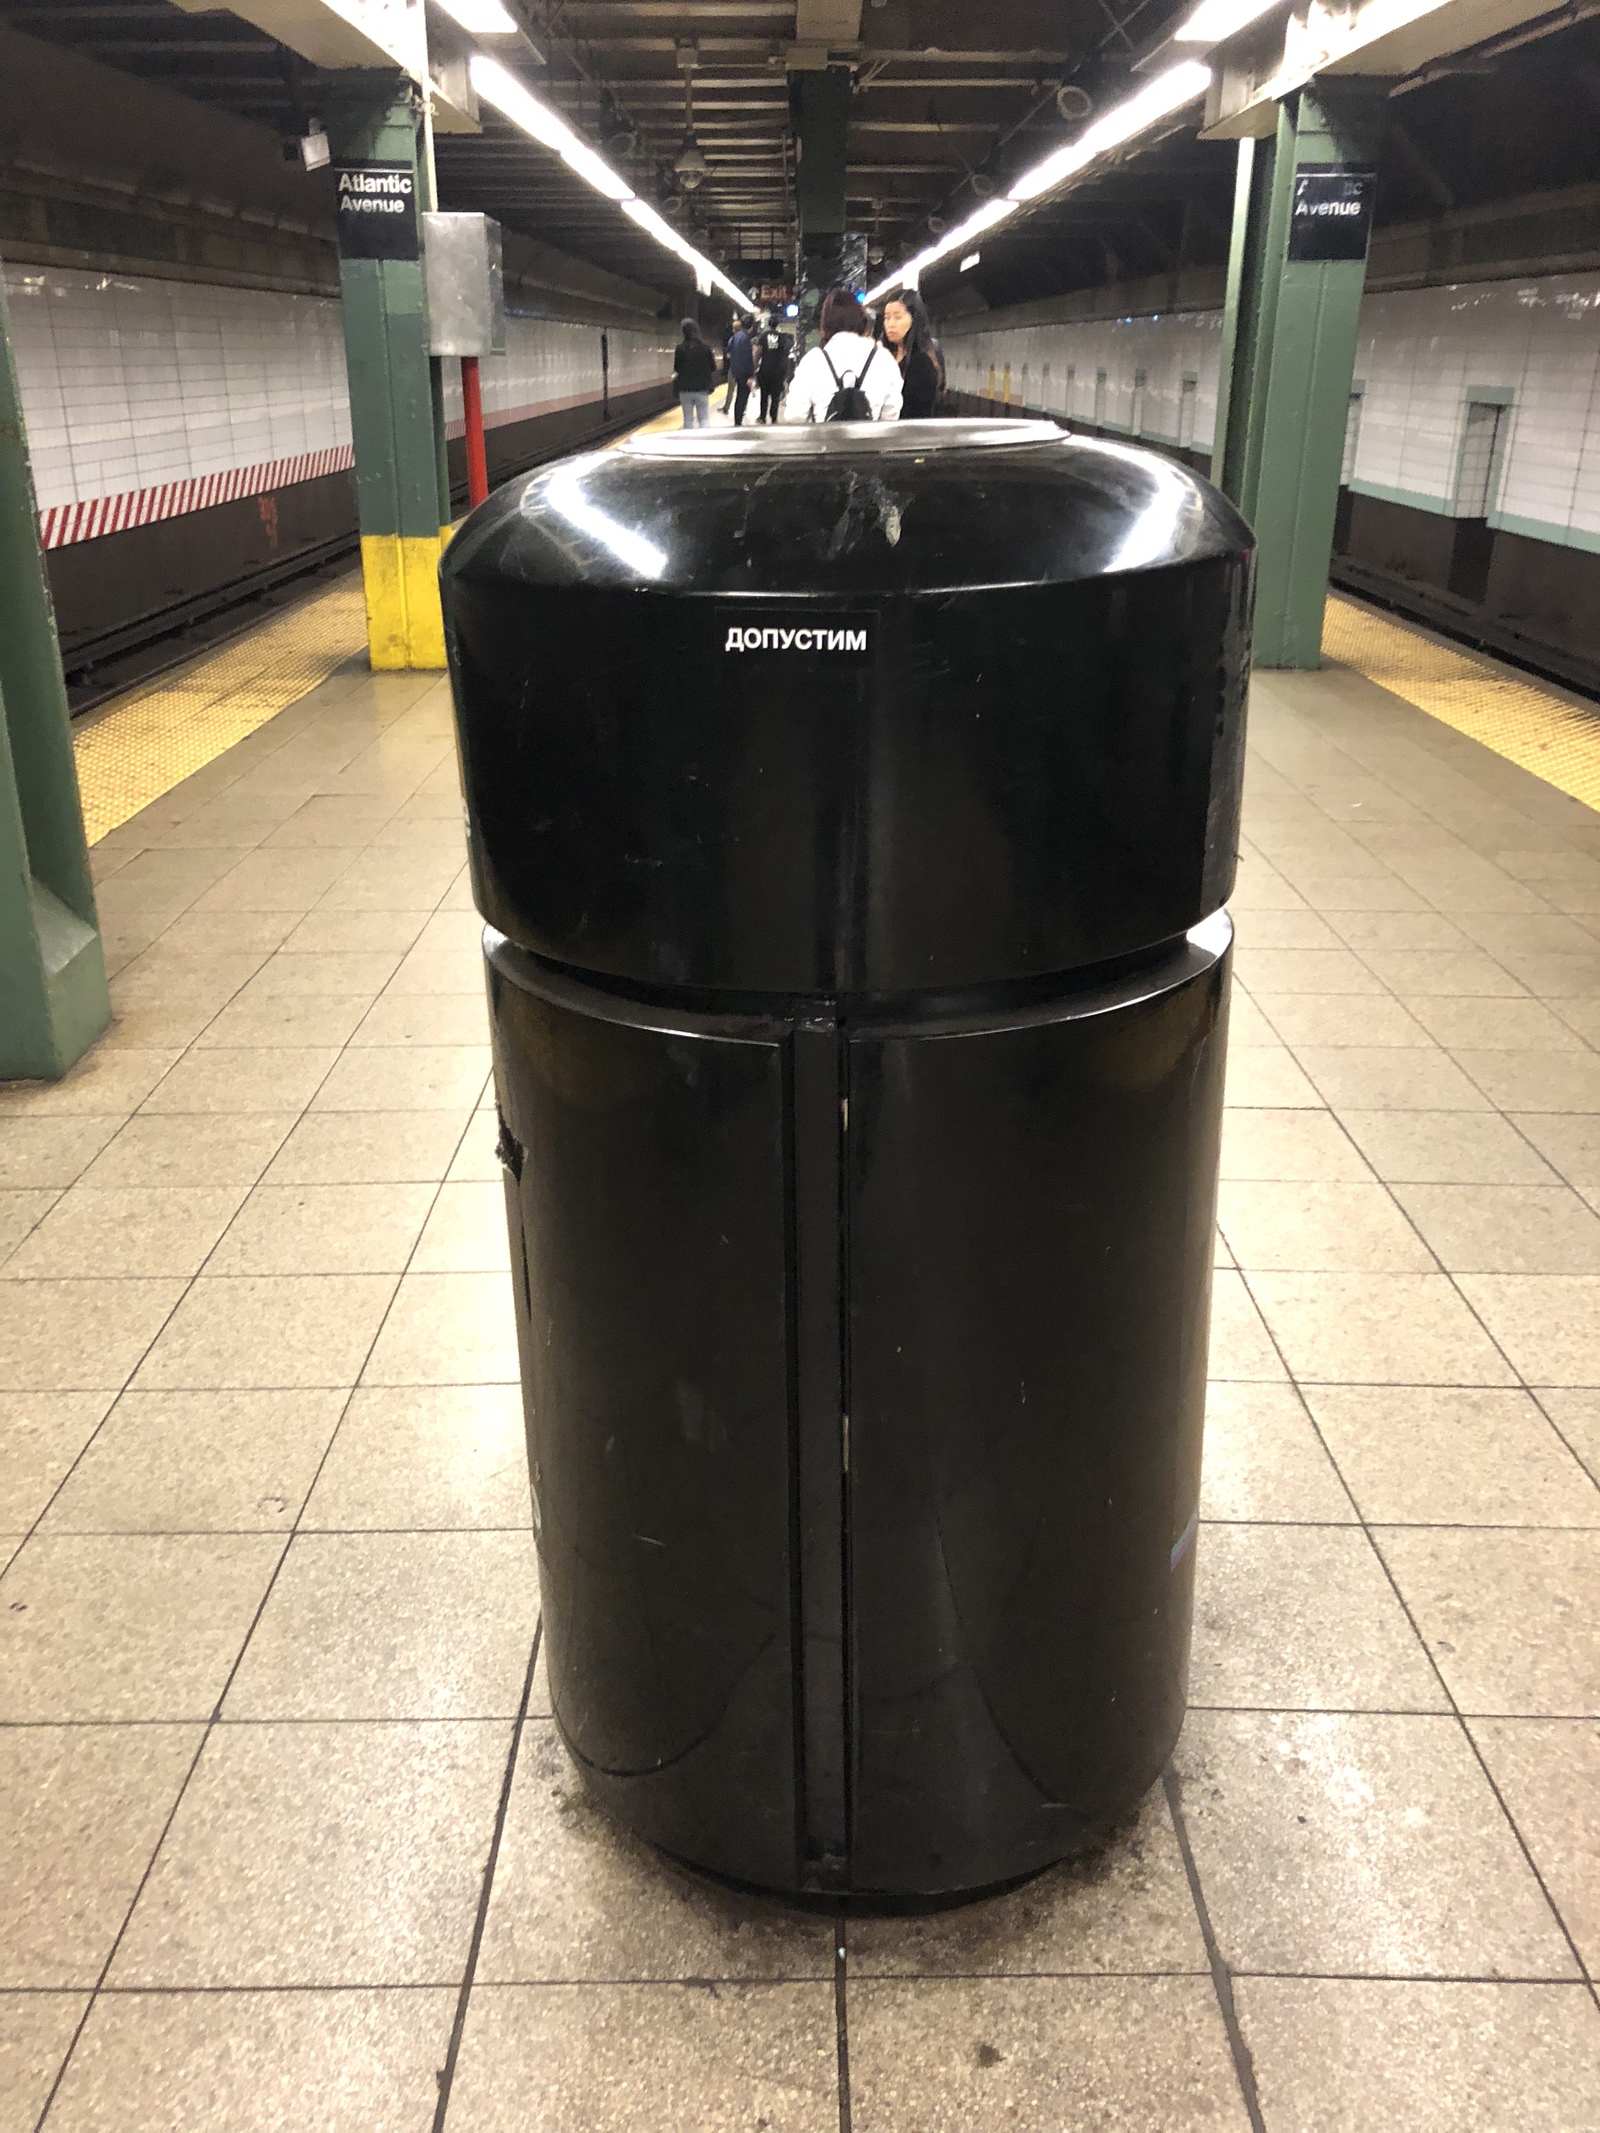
[435,0,521,35]
[959,252,980,272]
[470,56,632,197]
[1171,0,1280,43]
[1009,60,1212,202]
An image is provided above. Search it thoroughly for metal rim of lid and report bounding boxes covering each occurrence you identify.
[622,418,1070,458]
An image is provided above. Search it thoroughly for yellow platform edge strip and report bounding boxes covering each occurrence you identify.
[1322,593,1600,815]
[73,577,368,845]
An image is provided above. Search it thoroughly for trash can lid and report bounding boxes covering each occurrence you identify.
[443,419,1252,598]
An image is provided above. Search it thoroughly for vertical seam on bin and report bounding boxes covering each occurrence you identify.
[432,1620,543,2131]
[782,1031,811,1877]
[834,1918,853,2133]
[1161,1767,1268,2133]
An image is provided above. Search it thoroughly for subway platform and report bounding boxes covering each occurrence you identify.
[2,591,1599,2129]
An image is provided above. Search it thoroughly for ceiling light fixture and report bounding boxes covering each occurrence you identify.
[1171,0,1281,45]
[469,56,755,309]
[434,0,522,34]
[865,59,1212,303]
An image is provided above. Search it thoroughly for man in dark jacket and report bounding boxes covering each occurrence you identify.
[673,319,716,427]
[756,320,792,423]
[724,316,755,426]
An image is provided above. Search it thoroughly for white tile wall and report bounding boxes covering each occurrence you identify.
[438,313,674,430]
[948,271,1600,552]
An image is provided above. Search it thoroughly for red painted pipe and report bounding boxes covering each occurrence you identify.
[462,355,489,510]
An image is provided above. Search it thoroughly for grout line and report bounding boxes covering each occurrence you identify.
[834,1915,852,2133]
[431,1619,542,2133]
[1161,1767,1268,2133]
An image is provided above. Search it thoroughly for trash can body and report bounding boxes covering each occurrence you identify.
[444,422,1252,1898]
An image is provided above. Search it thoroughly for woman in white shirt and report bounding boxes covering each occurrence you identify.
[781,287,904,424]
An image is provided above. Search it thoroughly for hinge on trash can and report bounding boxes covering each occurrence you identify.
[495,1110,525,1181]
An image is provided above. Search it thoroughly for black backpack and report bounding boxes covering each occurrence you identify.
[821,342,878,421]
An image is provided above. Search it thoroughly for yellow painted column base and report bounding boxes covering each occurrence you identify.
[360,533,447,670]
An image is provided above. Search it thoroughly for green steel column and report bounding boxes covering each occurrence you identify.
[332,89,446,669]
[1214,81,1389,668]
[0,267,110,1080]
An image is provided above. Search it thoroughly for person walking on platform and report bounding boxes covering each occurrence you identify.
[673,319,716,427]
[782,287,903,423]
[724,316,756,425]
[879,289,945,419]
[756,319,792,423]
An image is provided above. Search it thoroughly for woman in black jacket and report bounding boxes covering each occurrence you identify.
[672,319,717,427]
[878,289,944,419]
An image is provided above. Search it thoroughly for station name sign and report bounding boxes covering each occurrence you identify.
[1288,166,1377,264]
[334,162,420,261]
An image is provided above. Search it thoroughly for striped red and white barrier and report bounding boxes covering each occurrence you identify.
[36,445,355,551]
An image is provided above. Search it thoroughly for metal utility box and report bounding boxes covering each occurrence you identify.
[441,421,1254,1902]
[422,211,505,357]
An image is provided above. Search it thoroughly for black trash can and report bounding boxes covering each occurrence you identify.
[442,420,1253,1901]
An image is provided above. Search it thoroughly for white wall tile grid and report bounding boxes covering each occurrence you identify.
[4,265,673,550]
[945,272,1600,554]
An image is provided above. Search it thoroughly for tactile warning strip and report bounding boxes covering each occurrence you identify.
[1322,593,1600,812]
[72,576,368,844]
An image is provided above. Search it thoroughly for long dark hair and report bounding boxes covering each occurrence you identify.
[879,288,943,385]
[679,316,702,342]
[819,286,868,342]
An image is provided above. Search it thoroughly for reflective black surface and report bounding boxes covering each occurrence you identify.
[449,425,1251,1900]
[443,424,1253,995]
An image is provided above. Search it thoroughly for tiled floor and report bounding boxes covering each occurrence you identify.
[2,637,1600,2130]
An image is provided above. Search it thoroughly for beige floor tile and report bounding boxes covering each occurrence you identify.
[847,1977,1249,2133]
[1222,1047,1324,1108]
[109,953,264,1014]
[1233,909,1346,949]
[1190,1523,1443,1711]
[1206,1270,1289,1382]
[1217,1179,1434,1272]
[0,1991,88,2133]
[234,950,404,999]
[0,1117,121,1192]
[1492,950,1600,997]
[262,1109,470,1185]
[1200,1383,1354,1521]
[1307,1386,1600,1525]
[0,1050,179,1121]
[279,908,428,955]
[0,1279,185,1391]
[225,1529,538,1719]
[46,1987,455,2133]
[1250,1270,1516,1385]
[362,1271,518,1386]
[1376,1528,1600,1715]
[137,1048,339,1116]
[1555,995,1600,1044]
[310,1047,490,1113]
[0,1187,247,1281]
[1471,1719,1600,1971]
[263,794,400,844]
[0,1189,56,1267]
[384,949,487,996]
[1456,1272,1600,1383]
[1251,992,1430,1047]
[1221,991,1278,1046]
[478,1723,831,1982]
[1233,946,1385,993]
[0,1725,201,1988]
[1360,949,1528,996]
[1300,875,1431,912]
[1538,1388,1600,1484]
[39,1387,344,1533]
[1401,996,1587,1052]
[849,1785,1205,1976]
[445,1109,504,1183]
[133,1274,397,1390]
[192,993,369,1050]
[1222,1110,1361,1188]
[96,998,222,1053]
[302,1384,530,1529]
[0,1390,114,1527]
[1239,1979,1600,2133]
[1327,910,1475,950]
[1512,1113,1600,1188]
[1455,1049,1600,1112]
[410,1182,509,1273]
[446,1981,837,2133]
[1298,1047,1492,1111]
[1391,1183,1600,1273]
[1339,1109,1559,1184]
[206,1182,437,1275]
[78,1113,297,1190]
[109,1719,508,1987]
[0,1531,280,1721]
[351,992,489,1047]
[192,847,355,913]
[1457,911,1600,958]
[1173,1709,1575,1977]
